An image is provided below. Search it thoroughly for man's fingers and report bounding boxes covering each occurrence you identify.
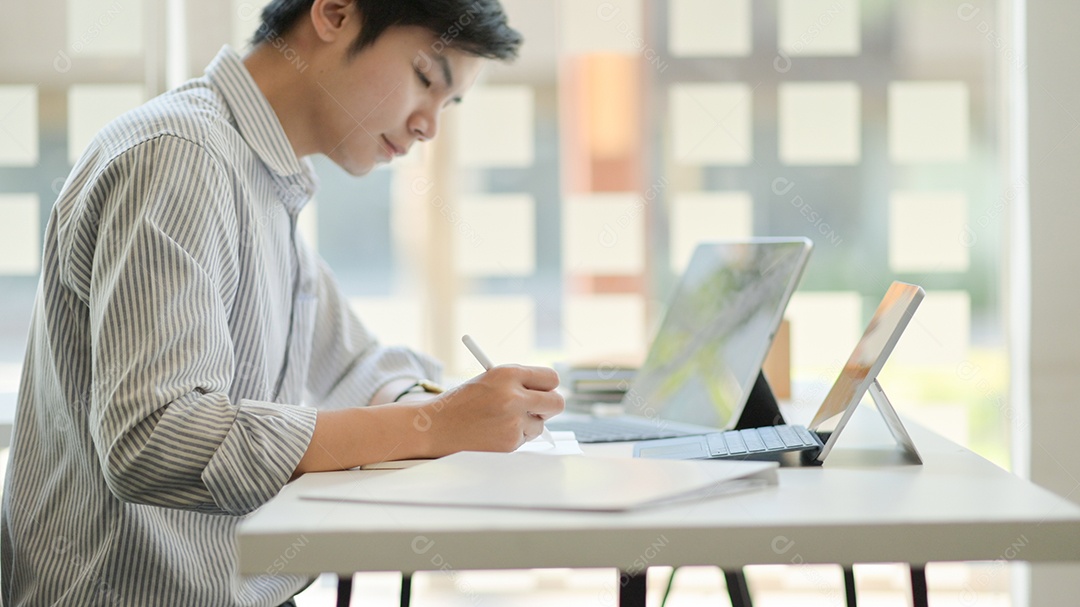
[524,391,564,418]
[511,364,560,391]
[523,415,547,441]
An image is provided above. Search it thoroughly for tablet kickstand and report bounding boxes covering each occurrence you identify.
[868,378,923,464]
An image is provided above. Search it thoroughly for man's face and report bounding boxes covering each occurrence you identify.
[312,24,486,176]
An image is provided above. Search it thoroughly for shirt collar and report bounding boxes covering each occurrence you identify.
[204,45,317,211]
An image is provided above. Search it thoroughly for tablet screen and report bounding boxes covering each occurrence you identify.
[809,282,924,430]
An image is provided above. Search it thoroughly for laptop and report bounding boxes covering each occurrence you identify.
[547,237,813,442]
[634,281,925,465]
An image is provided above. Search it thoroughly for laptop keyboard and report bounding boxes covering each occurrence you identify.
[545,418,699,443]
[634,425,824,462]
[548,417,825,464]
[704,425,819,457]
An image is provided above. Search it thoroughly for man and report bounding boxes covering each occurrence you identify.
[1,0,563,604]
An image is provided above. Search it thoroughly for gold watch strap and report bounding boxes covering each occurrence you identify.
[392,379,445,402]
[415,379,445,394]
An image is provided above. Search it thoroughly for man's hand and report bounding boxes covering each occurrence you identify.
[417,365,563,455]
[292,365,563,477]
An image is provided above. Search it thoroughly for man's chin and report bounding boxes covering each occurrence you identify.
[349,166,375,177]
[325,149,380,176]
[337,159,377,177]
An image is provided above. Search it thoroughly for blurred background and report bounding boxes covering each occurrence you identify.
[0,0,1027,604]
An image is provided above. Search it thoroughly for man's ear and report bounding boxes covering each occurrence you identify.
[309,0,356,43]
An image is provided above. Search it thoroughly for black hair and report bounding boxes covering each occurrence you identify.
[252,0,523,61]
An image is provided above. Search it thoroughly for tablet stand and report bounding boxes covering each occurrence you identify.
[734,371,785,430]
[814,377,923,465]
[866,378,923,464]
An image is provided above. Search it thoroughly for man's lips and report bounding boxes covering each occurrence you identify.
[381,135,404,157]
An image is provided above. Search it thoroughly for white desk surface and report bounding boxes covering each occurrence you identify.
[237,406,1080,575]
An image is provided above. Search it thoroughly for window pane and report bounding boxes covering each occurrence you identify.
[669,192,753,272]
[456,86,535,168]
[68,84,145,164]
[670,83,753,165]
[669,0,751,57]
[0,194,40,275]
[889,82,971,163]
[67,0,143,56]
[889,191,970,272]
[0,86,38,167]
[778,82,861,165]
[778,0,860,56]
[563,193,645,275]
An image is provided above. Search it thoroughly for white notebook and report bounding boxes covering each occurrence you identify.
[303,451,778,512]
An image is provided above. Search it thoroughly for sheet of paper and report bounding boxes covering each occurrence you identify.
[514,430,583,455]
[360,431,582,470]
[314,451,778,512]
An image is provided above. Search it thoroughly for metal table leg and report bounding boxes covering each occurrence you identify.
[618,570,647,607]
[844,566,857,607]
[724,569,753,607]
[336,575,352,607]
[910,565,929,607]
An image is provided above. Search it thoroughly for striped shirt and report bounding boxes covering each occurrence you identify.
[1,46,440,606]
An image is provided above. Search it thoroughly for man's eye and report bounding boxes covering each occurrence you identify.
[415,68,432,88]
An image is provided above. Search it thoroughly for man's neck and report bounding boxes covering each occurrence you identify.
[243,42,318,159]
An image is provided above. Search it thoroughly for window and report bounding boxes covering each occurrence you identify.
[0,0,1013,478]
[0,0,1017,601]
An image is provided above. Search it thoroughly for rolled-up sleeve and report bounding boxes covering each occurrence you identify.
[202,400,316,514]
[85,135,316,515]
[304,255,442,410]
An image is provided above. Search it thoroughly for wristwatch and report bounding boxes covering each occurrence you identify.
[392,379,445,402]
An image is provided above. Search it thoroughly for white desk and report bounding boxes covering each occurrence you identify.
[237,410,1080,604]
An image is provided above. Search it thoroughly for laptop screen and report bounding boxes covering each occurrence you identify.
[623,238,812,430]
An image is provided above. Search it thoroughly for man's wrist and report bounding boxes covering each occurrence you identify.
[392,379,445,402]
[372,377,439,405]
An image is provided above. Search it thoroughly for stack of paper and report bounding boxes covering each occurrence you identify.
[556,362,637,410]
[305,451,778,512]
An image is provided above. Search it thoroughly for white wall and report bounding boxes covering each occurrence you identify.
[1026,0,1080,604]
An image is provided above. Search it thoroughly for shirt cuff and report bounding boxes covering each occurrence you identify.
[201,400,318,515]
